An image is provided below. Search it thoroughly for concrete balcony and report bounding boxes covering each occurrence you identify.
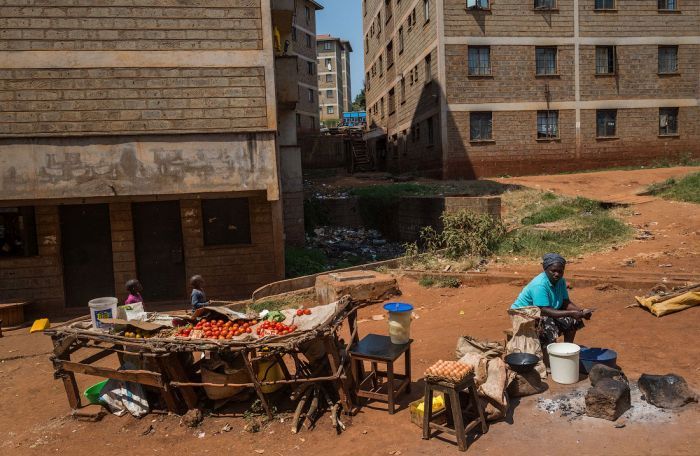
[272,0,294,42]
[275,56,299,106]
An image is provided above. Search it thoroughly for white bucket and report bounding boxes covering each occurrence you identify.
[384,302,413,344]
[89,297,118,330]
[547,342,581,384]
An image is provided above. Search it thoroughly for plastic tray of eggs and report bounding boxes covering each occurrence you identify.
[424,360,474,384]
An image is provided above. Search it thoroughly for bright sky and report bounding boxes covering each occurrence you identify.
[316,0,364,101]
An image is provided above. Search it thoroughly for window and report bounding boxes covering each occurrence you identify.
[414,64,420,83]
[307,61,314,75]
[398,27,404,54]
[534,0,556,9]
[292,27,297,42]
[408,8,416,29]
[388,88,396,114]
[296,113,301,127]
[658,0,677,10]
[596,109,617,137]
[467,0,490,9]
[326,89,333,98]
[400,76,406,103]
[470,112,493,141]
[386,0,393,20]
[424,0,430,22]
[427,117,435,146]
[658,46,678,74]
[365,35,369,52]
[377,12,381,35]
[0,207,38,257]
[306,34,312,48]
[425,54,432,81]
[537,110,559,139]
[202,198,251,246]
[380,97,385,117]
[326,74,333,83]
[535,47,557,75]
[412,123,421,142]
[366,72,371,90]
[305,6,311,22]
[468,46,491,76]
[594,0,615,9]
[327,106,335,114]
[379,56,384,75]
[595,46,616,74]
[308,89,314,102]
[387,40,394,67]
[325,58,332,70]
[659,108,679,135]
[324,42,332,51]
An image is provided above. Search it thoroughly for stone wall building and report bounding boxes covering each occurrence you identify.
[0,0,313,315]
[363,0,700,178]
[317,35,354,125]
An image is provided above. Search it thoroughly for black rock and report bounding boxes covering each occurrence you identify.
[589,364,628,387]
[585,378,631,421]
[638,374,698,409]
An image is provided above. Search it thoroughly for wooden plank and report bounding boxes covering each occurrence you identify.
[76,348,113,366]
[53,335,78,357]
[60,360,163,388]
[160,354,199,410]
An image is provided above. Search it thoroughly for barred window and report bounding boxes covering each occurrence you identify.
[388,88,396,114]
[536,47,557,75]
[594,0,615,9]
[595,46,616,74]
[658,46,678,74]
[470,112,493,141]
[387,40,394,68]
[596,109,617,137]
[537,110,559,139]
[659,108,679,135]
[534,0,556,8]
[658,0,677,10]
[468,46,491,76]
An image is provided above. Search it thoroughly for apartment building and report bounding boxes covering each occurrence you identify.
[363,0,699,178]
[0,1,310,315]
[318,35,354,125]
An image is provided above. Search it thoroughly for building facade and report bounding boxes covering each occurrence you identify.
[0,1,309,315]
[318,36,354,125]
[363,0,700,178]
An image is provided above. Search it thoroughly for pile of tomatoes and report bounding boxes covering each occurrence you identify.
[296,308,312,316]
[176,318,259,340]
[257,320,297,337]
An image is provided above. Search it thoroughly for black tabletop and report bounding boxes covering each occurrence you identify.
[349,334,412,361]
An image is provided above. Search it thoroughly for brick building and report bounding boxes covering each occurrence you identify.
[317,35,354,125]
[363,0,700,178]
[0,1,312,315]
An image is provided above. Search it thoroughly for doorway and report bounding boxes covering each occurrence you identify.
[60,204,115,308]
[132,201,185,302]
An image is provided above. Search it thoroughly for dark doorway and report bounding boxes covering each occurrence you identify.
[60,204,115,308]
[132,201,185,302]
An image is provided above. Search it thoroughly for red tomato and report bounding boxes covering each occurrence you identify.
[304,309,312,315]
[205,331,213,337]
[296,309,304,316]
[225,333,233,339]
[201,318,208,323]
[245,327,252,333]
[251,320,258,325]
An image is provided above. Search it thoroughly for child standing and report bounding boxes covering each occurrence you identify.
[125,279,144,305]
[190,275,209,311]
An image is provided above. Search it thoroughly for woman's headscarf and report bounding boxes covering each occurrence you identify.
[542,253,566,270]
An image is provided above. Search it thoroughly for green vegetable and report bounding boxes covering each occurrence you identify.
[267,310,286,323]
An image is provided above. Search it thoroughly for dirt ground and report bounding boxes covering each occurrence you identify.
[1,167,699,455]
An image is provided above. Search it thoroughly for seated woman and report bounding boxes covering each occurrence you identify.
[511,253,593,349]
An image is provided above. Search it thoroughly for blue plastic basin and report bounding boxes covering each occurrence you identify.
[579,346,618,374]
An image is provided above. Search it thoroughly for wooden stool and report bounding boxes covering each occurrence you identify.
[422,375,488,452]
[348,334,412,414]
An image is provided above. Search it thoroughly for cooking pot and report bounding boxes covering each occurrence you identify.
[505,352,540,374]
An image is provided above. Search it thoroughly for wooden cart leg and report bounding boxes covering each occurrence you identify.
[61,372,82,410]
[156,356,184,414]
[242,351,273,419]
[449,388,467,452]
[324,337,353,413]
[405,345,412,394]
[52,335,81,410]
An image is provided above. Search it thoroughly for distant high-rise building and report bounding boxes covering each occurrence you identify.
[317,35,353,125]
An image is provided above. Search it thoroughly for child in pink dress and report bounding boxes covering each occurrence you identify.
[125,279,144,306]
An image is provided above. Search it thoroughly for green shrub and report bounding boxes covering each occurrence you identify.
[285,246,328,278]
[439,210,506,258]
[649,172,700,204]
[418,276,461,288]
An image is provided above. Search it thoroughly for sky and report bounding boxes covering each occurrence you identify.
[316,0,364,101]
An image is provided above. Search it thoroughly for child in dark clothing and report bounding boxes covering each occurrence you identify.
[190,275,209,311]
[124,279,144,305]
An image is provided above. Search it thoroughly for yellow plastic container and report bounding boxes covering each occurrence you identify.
[409,393,445,428]
[257,359,285,393]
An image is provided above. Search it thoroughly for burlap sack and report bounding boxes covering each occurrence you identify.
[506,307,547,379]
[456,335,505,360]
[507,370,548,398]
